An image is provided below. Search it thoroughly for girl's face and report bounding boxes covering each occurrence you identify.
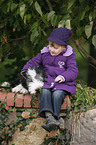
[49,41,66,56]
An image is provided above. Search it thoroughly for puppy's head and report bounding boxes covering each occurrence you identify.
[26,66,44,82]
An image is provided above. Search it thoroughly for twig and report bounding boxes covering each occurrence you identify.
[45,0,53,11]
[7,35,27,43]
[74,39,96,69]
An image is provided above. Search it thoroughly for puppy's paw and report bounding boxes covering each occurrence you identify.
[20,88,28,94]
[1,82,10,86]
[12,84,28,94]
[29,89,36,94]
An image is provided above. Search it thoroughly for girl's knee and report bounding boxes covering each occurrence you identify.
[52,90,66,100]
[42,88,50,94]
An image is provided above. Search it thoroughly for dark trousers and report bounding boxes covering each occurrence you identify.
[39,88,67,120]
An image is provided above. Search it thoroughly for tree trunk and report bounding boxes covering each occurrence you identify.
[88,44,96,88]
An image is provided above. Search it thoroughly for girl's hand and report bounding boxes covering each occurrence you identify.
[55,75,65,83]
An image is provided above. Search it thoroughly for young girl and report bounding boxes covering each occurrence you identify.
[21,27,78,132]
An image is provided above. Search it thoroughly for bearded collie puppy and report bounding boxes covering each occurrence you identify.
[1,66,44,94]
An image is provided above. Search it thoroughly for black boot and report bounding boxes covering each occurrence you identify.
[42,115,59,132]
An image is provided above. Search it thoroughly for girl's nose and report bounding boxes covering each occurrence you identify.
[51,46,54,51]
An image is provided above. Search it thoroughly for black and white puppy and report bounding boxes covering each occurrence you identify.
[1,66,44,94]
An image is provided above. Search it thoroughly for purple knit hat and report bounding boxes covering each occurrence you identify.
[47,27,72,45]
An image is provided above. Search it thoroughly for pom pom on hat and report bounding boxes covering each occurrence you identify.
[47,27,72,45]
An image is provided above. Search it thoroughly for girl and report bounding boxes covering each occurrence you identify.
[21,27,78,132]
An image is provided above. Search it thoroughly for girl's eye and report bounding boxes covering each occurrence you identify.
[49,44,58,49]
[49,44,53,47]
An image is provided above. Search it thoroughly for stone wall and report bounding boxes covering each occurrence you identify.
[8,108,96,145]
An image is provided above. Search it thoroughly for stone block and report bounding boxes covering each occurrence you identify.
[0,92,7,104]
[24,94,32,107]
[6,92,15,106]
[15,94,23,107]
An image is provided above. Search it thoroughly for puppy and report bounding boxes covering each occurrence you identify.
[1,66,44,94]
[26,67,44,94]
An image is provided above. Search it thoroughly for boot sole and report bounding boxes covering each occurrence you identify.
[42,123,59,132]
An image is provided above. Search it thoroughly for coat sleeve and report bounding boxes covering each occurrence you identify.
[21,53,42,76]
[61,50,78,82]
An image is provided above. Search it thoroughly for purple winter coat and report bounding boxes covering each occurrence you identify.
[21,45,78,95]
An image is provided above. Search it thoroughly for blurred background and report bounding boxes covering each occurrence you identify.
[0,0,96,88]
